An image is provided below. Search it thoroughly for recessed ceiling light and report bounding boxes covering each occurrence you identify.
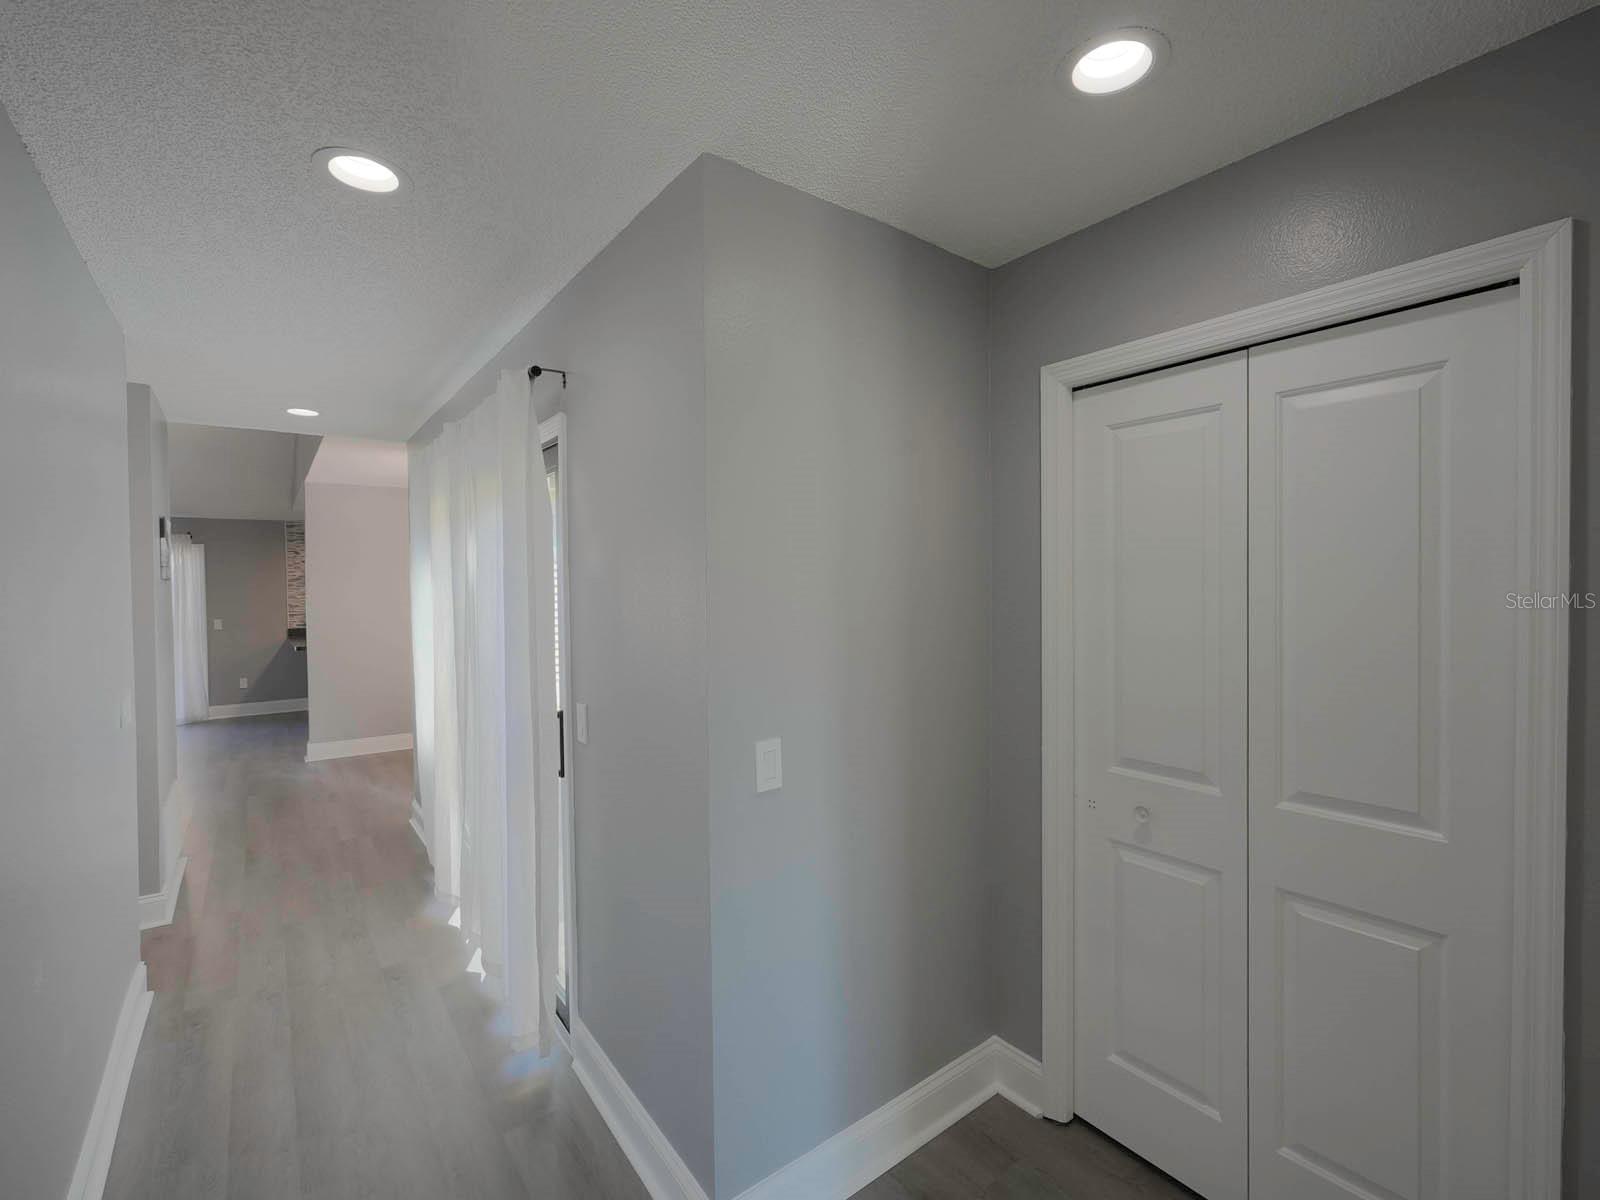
[1065,29,1167,95]
[287,408,319,417]
[312,147,405,194]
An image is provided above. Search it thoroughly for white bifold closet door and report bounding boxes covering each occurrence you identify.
[1247,287,1519,1200]
[1072,286,1520,1200]
[1073,351,1250,1200]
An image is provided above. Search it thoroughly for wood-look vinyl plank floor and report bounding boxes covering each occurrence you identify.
[104,713,644,1200]
[849,1097,1201,1200]
[107,712,1192,1200]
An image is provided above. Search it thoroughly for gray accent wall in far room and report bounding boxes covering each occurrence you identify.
[702,158,991,1198]
[0,99,139,1200]
[985,9,1599,1193]
[415,162,715,1190]
[127,383,177,895]
[171,517,308,707]
[304,482,413,745]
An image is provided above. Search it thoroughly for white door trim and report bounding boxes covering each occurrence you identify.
[1039,219,1571,1196]
[540,411,579,1028]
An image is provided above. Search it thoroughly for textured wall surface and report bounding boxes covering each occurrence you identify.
[703,158,992,1198]
[172,518,308,706]
[0,99,139,1200]
[304,484,413,744]
[987,12,1599,1194]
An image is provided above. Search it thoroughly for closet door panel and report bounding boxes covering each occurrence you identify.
[1074,351,1248,1200]
[1248,288,1520,1200]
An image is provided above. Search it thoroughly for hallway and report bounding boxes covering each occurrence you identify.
[106,714,648,1200]
[103,716,1194,1200]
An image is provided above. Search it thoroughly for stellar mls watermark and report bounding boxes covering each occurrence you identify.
[1506,591,1597,610]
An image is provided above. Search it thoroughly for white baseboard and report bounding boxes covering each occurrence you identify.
[305,732,414,762]
[571,1017,711,1200]
[65,962,152,1200]
[731,1036,1044,1200]
[207,697,308,719]
[569,1020,1043,1200]
[989,1037,1046,1118]
[137,854,188,930]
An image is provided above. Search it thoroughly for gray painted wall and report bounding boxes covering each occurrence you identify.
[291,434,321,512]
[171,518,308,706]
[702,158,991,1197]
[986,11,1600,1193]
[304,483,414,744]
[169,423,306,520]
[415,163,716,1189]
[416,157,992,1197]
[0,101,140,1200]
[128,383,178,895]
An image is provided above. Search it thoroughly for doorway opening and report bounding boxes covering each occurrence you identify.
[541,415,576,1031]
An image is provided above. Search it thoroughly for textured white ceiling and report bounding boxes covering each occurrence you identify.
[1,0,1589,439]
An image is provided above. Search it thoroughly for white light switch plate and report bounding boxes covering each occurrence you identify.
[575,702,588,745]
[213,618,223,630]
[239,677,249,689]
[755,738,782,793]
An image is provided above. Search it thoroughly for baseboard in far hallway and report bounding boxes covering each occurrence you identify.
[64,962,152,1200]
[305,731,415,762]
[136,854,188,931]
[206,697,308,719]
[570,1018,1044,1200]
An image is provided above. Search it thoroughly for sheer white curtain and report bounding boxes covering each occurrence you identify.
[409,369,560,1050]
[410,439,458,901]
[171,534,210,724]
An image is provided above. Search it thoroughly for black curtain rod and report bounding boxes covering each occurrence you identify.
[527,364,567,387]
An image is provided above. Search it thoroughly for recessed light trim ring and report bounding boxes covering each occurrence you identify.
[311,146,407,195]
[1062,27,1168,95]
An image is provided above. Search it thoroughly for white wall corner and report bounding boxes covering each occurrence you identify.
[988,1037,1045,1117]
[64,962,152,1200]
[567,1022,1042,1200]
[570,1018,711,1200]
[137,854,188,931]
[729,1036,1042,1200]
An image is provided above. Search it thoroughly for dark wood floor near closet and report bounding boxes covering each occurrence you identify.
[107,712,1189,1200]
[852,1100,1196,1199]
